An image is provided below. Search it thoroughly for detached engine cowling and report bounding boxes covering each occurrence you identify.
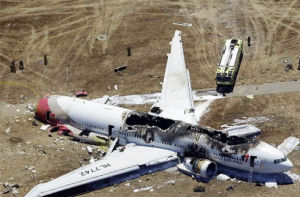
[182,158,217,179]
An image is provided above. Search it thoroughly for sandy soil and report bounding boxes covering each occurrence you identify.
[0,0,300,196]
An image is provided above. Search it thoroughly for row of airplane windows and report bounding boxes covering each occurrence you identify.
[82,123,186,150]
[212,152,243,161]
[83,123,105,131]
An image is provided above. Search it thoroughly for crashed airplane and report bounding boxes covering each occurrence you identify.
[26,31,295,196]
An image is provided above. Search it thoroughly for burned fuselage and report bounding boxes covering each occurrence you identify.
[38,95,291,174]
[119,111,257,164]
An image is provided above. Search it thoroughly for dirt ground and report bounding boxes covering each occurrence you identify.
[0,0,300,196]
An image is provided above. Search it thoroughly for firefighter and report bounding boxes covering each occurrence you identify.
[10,60,16,73]
[127,47,131,56]
[19,60,24,70]
[247,36,251,47]
[44,54,48,65]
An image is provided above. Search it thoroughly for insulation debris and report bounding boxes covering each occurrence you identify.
[96,34,107,40]
[265,181,277,188]
[217,174,231,181]
[86,146,93,154]
[5,127,10,134]
[40,124,50,131]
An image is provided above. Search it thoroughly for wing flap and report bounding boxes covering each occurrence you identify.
[25,144,177,197]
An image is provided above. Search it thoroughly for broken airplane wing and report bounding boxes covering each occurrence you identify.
[150,30,197,125]
[25,144,177,197]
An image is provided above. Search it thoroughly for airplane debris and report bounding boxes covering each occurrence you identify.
[96,34,107,41]
[86,146,93,154]
[285,64,293,72]
[148,74,161,78]
[217,174,230,181]
[32,120,38,126]
[124,183,131,187]
[193,186,205,192]
[265,181,277,188]
[226,185,235,191]
[133,186,153,193]
[172,22,192,27]
[89,156,95,163]
[40,124,50,131]
[2,182,20,195]
[26,104,34,112]
[76,90,88,97]
[277,136,300,156]
[246,95,253,99]
[5,127,10,134]
[114,66,127,75]
[25,166,36,173]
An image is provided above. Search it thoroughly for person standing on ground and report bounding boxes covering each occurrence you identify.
[10,60,16,73]
[247,36,251,47]
[44,54,48,65]
[19,60,24,70]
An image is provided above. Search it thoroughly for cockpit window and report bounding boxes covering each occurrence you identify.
[274,157,287,164]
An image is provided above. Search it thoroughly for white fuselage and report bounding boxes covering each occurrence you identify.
[44,95,293,174]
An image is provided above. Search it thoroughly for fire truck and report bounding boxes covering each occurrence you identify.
[216,39,243,91]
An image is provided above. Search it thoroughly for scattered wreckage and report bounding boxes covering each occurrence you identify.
[26,31,299,196]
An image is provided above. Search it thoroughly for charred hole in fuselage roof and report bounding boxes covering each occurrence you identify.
[125,112,175,130]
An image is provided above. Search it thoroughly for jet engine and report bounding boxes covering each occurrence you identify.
[182,158,217,179]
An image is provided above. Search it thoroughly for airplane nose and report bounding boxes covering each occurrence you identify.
[35,96,50,122]
[280,159,293,172]
[282,159,293,171]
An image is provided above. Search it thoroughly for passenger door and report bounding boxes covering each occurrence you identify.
[254,158,261,170]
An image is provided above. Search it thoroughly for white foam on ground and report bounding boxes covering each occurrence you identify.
[221,116,270,128]
[285,172,300,182]
[195,95,222,121]
[157,180,176,189]
[106,92,222,106]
